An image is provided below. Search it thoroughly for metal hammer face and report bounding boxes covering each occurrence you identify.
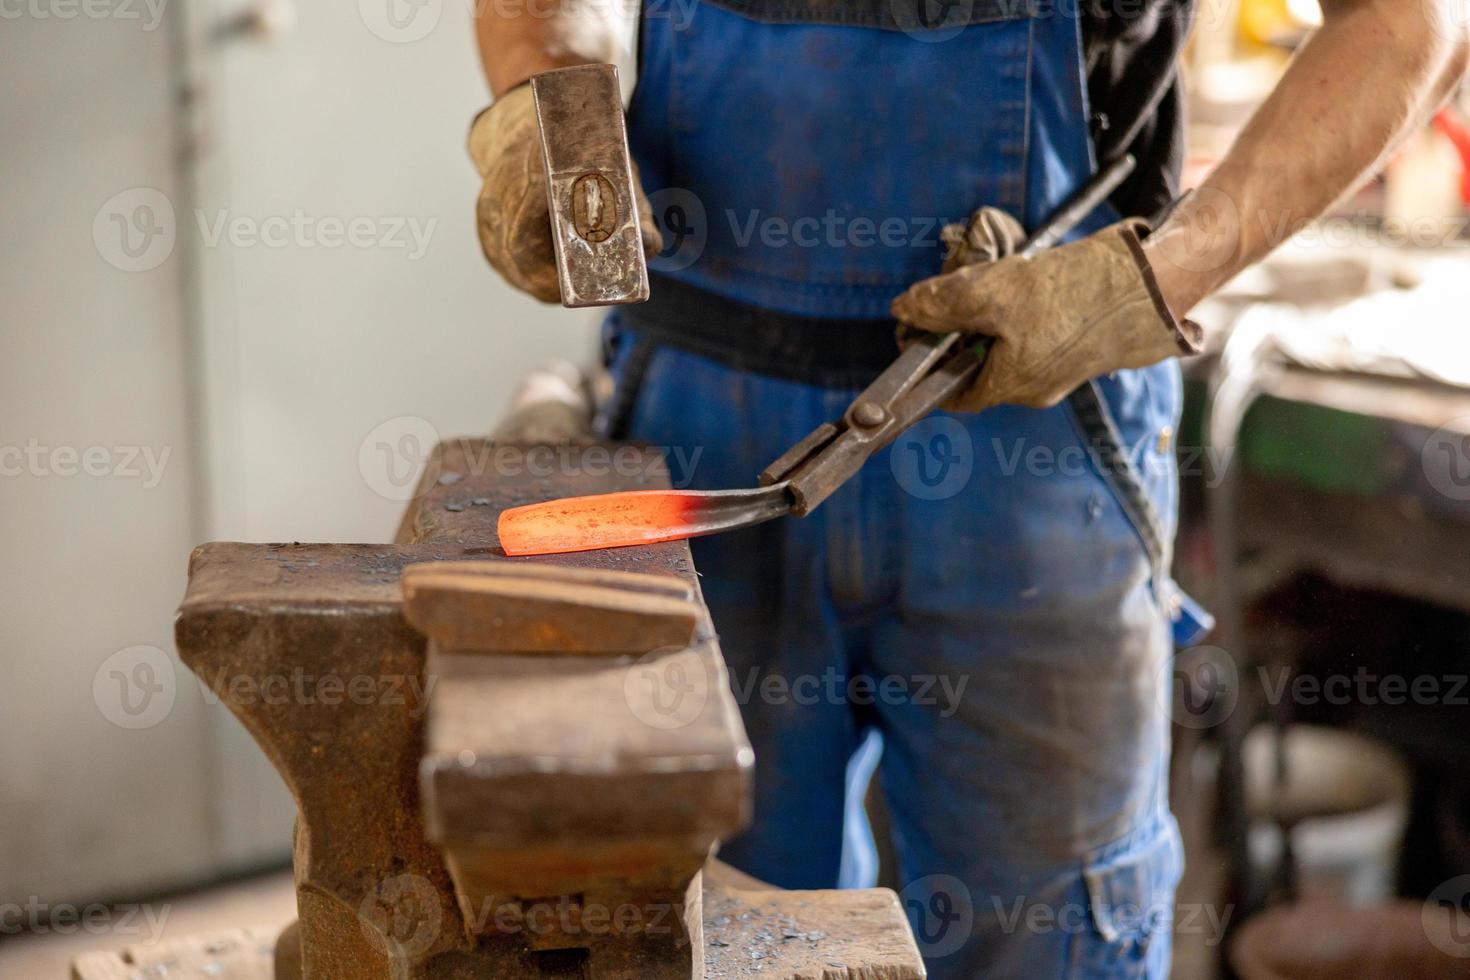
[532,64,650,308]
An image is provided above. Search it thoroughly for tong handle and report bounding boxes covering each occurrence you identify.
[767,154,1137,513]
[843,331,960,425]
[759,332,959,487]
[882,338,991,439]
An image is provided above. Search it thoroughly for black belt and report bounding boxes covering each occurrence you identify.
[615,273,901,390]
[605,273,1171,590]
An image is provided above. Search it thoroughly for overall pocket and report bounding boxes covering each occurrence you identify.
[1069,817,1184,979]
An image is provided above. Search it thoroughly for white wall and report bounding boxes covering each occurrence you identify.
[0,7,214,902]
[193,0,608,546]
[1,0,605,902]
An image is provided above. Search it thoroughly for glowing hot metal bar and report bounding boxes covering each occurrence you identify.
[498,484,793,556]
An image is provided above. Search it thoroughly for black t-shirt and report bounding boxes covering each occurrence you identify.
[1082,0,1194,218]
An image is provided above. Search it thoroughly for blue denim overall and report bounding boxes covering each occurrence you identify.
[604,2,1197,975]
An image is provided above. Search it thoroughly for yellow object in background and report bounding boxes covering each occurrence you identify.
[1238,0,1321,48]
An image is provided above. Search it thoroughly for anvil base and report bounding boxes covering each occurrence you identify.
[71,864,923,980]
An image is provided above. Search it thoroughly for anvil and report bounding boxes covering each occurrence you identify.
[147,437,925,980]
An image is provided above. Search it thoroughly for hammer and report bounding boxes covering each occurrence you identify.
[531,63,650,308]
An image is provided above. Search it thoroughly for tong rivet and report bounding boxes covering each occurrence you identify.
[853,402,888,428]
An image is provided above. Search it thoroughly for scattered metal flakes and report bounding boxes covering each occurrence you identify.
[703,891,850,980]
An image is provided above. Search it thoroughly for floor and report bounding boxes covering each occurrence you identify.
[0,869,295,978]
[0,750,1230,979]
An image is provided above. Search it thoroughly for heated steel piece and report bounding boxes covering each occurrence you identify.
[498,154,1138,556]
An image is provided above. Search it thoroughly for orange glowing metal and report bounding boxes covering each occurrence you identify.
[498,491,701,555]
[498,486,793,556]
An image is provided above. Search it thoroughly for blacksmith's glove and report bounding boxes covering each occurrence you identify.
[892,218,1202,412]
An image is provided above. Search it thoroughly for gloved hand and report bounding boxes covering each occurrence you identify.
[470,84,663,303]
[892,218,1202,412]
[894,205,1024,350]
[938,205,1026,271]
[491,360,594,444]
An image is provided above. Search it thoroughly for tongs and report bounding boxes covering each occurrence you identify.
[498,155,1136,556]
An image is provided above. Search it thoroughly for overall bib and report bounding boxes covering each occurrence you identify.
[603,2,1194,975]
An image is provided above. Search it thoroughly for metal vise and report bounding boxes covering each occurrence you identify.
[170,438,924,980]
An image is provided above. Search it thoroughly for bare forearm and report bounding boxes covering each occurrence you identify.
[475,2,627,97]
[1145,0,1470,320]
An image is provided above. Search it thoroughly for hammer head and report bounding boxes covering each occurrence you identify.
[531,64,651,308]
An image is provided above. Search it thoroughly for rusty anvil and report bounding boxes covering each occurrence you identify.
[157,439,925,980]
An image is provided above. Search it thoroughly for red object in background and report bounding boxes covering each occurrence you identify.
[497,491,705,556]
[1432,109,1470,205]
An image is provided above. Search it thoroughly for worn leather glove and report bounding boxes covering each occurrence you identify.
[938,205,1026,271]
[892,218,1202,412]
[895,205,1024,350]
[470,84,662,303]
